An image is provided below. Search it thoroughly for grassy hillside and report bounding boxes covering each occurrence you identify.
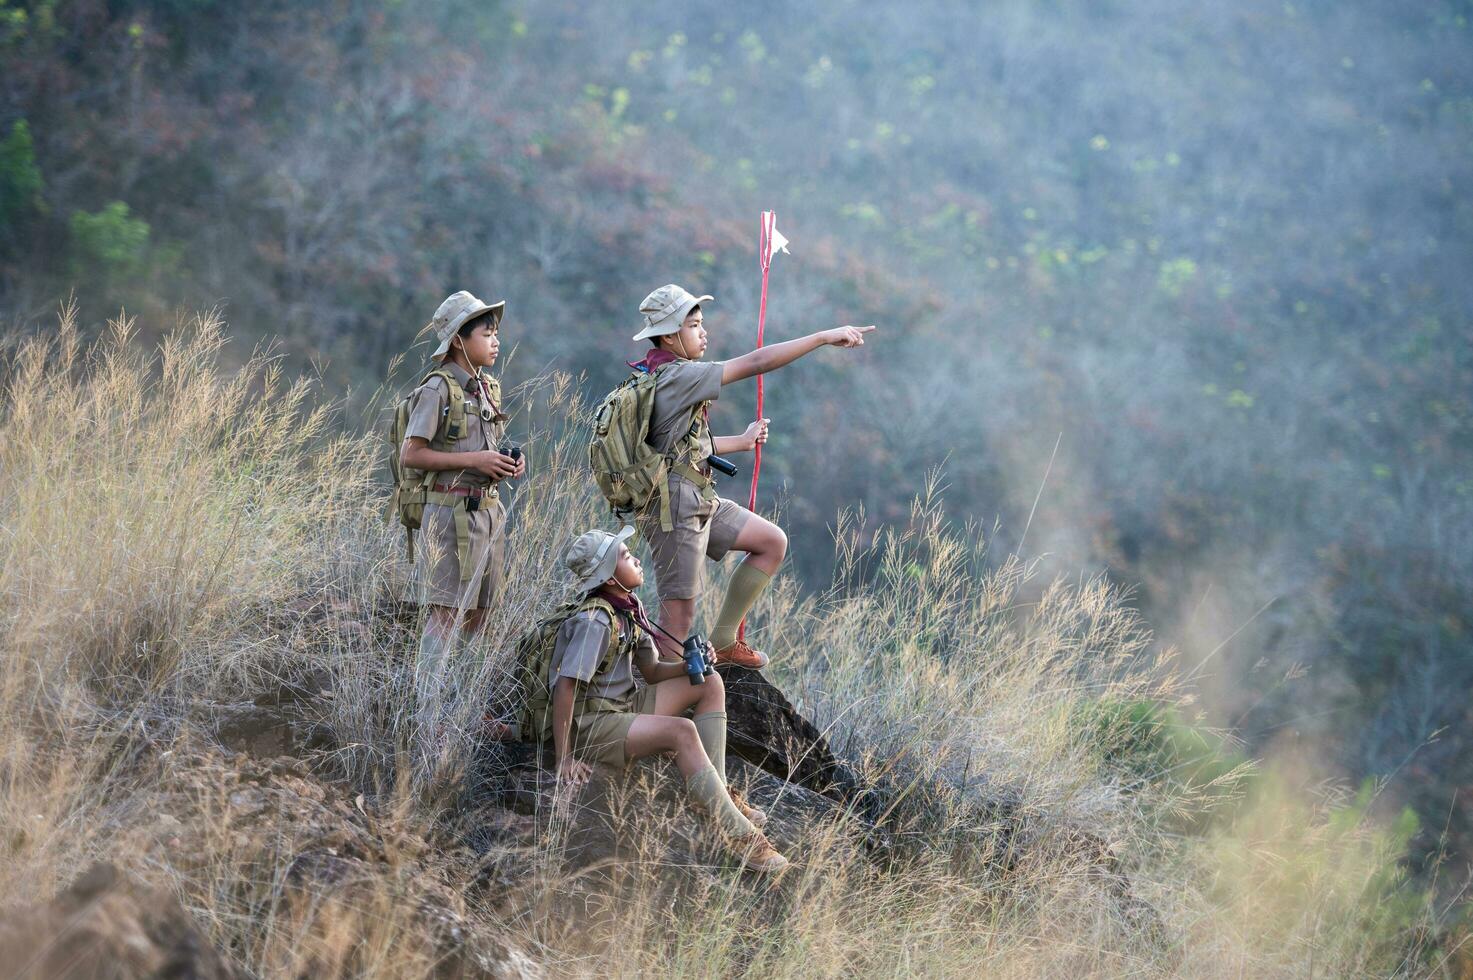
[0,310,1461,976]
[2,0,1471,927]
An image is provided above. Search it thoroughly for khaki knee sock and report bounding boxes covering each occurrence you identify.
[686,763,754,836]
[710,563,772,650]
[414,628,455,727]
[692,711,728,782]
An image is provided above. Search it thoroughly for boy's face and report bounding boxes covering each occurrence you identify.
[608,544,644,590]
[660,308,707,360]
[453,319,500,369]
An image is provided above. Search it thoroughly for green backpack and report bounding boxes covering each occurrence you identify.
[589,366,711,531]
[514,595,628,744]
[387,368,498,580]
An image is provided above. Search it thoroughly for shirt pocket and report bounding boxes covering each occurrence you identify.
[455,402,492,454]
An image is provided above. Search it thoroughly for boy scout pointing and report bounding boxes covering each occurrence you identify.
[618,284,875,668]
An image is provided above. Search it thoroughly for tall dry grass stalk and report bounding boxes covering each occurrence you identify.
[0,309,1452,977]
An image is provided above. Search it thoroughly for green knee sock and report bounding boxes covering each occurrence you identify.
[693,711,728,782]
[686,763,754,836]
[710,563,773,650]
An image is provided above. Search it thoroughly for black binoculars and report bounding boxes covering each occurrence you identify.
[500,444,523,461]
[682,632,714,685]
[707,453,738,478]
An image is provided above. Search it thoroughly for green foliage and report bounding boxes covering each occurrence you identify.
[69,202,150,280]
[0,119,43,225]
[0,0,50,45]
[1205,771,1440,971]
[1080,697,1249,800]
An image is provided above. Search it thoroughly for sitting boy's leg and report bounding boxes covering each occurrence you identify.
[623,714,752,836]
[650,671,726,761]
[647,674,766,827]
[651,671,729,774]
[650,666,725,718]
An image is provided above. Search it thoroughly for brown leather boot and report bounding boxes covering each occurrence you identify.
[728,829,789,873]
[729,787,767,828]
[712,638,769,670]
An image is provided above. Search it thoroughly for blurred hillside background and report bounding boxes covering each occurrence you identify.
[2,0,1470,880]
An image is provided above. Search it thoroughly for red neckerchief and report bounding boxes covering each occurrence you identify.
[626,348,681,373]
[597,586,656,637]
[624,349,710,425]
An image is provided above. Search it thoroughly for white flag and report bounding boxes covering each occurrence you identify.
[763,211,790,260]
[769,223,790,257]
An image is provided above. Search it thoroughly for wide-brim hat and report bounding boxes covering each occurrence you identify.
[632,283,713,342]
[562,525,637,592]
[423,290,506,359]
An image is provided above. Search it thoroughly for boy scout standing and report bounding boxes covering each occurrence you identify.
[400,290,526,768]
[530,526,787,872]
[627,284,874,668]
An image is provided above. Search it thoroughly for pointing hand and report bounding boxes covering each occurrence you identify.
[825,325,877,348]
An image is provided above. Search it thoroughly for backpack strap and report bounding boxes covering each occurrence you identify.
[407,369,478,578]
[420,369,467,448]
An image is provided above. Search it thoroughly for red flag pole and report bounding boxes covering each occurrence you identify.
[739,211,775,644]
[748,211,774,511]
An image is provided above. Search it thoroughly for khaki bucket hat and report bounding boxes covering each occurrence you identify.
[632,284,713,342]
[423,290,506,359]
[562,526,637,593]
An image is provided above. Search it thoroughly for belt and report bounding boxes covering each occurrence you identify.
[420,483,499,581]
[433,483,499,505]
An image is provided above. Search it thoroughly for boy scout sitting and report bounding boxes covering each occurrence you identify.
[400,290,527,755]
[629,284,874,668]
[544,526,788,873]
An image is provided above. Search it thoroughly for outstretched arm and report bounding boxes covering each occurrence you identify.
[720,325,876,385]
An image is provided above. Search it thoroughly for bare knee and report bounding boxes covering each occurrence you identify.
[699,670,725,710]
[673,718,701,751]
[748,520,786,560]
[769,524,788,562]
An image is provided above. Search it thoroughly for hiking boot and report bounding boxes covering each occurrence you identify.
[712,639,769,670]
[728,829,789,873]
[729,787,767,828]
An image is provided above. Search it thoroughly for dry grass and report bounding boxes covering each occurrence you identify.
[0,308,1455,978]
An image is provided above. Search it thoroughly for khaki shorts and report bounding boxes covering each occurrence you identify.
[571,685,659,769]
[418,496,506,609]
[637,477,752,601]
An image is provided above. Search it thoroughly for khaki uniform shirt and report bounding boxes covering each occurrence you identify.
[646,359,724,463]
[403,361,508,490]
[549,607,658,703]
